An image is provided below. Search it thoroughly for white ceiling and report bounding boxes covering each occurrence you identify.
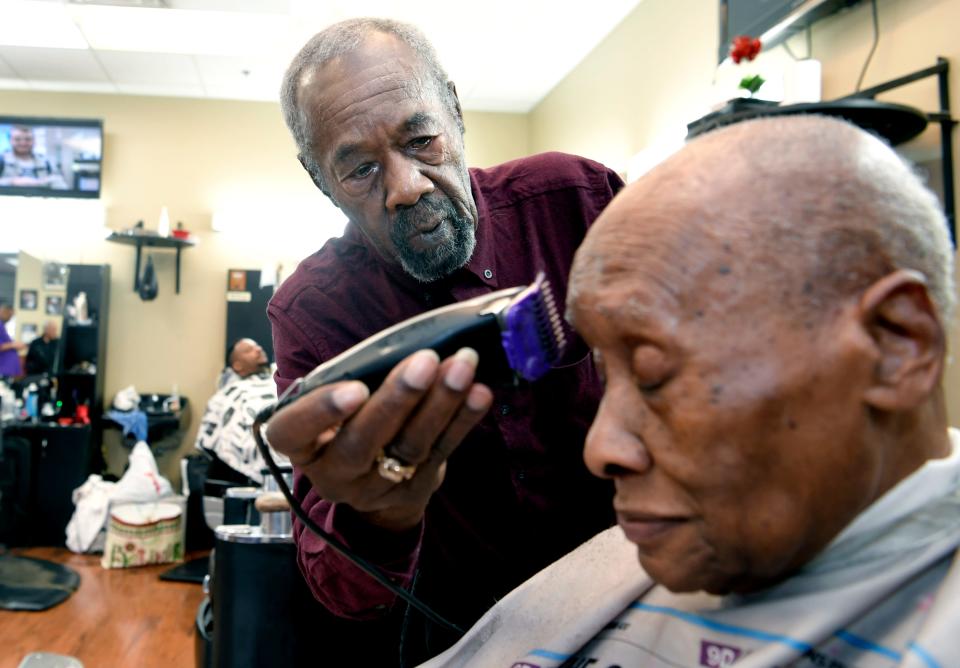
[0,0,642,112]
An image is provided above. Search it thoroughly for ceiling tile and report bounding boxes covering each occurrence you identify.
[0,46,109,82]
[0,54,20,79]
[24,80,118,94]
[1,0,645,110]
[96,51,201,86]
[115,82,207,97]
[193,54,286,92]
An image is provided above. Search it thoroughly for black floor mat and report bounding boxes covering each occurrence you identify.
[0,555,80,611]
[159,555,208,584]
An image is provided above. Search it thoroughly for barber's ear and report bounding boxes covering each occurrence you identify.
[860,269,945,411]
[447,81,464,132]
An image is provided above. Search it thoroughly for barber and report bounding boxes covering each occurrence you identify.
[265,17,621,664]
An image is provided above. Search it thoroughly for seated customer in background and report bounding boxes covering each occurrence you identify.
[25,320,59,375]
[195,338,288,483]
[422,116,960,667]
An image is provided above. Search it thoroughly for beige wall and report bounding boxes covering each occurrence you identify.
[0,89,529,484]
[530,0,960,423]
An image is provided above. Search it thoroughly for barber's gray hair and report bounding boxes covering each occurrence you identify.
[279,17,458,189]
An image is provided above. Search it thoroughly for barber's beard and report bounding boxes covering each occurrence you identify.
[391,195,476,283]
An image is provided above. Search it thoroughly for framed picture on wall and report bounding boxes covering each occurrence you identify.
[43,262,68,290]
[19,289,37,311]
[228,270,247,292]
[20,323,37,344]
[45,295,63,316]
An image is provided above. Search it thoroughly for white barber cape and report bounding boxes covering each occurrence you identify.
[421,430,960,668]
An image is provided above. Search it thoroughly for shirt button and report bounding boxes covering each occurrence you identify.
[500,404,510,416]
[483,269,493,279]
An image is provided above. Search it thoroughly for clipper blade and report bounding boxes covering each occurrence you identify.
[500,272,567,381]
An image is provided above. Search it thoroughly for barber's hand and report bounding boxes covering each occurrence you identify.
[264,348,493,532]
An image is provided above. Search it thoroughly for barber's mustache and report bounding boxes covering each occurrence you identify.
[393,195,458,230]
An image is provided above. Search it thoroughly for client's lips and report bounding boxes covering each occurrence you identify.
[617,511,687,546]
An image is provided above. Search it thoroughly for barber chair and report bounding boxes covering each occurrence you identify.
[196,467,400,668]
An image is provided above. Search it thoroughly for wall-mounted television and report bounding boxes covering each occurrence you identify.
[0,116,103,199]
[719,0,863,63]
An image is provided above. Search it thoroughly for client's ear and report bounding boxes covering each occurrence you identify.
[860,269,944,411]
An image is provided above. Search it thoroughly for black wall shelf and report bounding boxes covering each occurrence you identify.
[106,231,196,294]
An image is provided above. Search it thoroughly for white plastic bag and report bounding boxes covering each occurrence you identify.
[113,441,173,500]
[112,385,141,411]
[65,441,173,553]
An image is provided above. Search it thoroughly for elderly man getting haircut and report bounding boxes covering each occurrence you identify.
[265,17,620,662]
[413,115,960,667]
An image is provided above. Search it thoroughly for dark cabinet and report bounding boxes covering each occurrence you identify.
[1,423,93,546]
[57,263,110,421]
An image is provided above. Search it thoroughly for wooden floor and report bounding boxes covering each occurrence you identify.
[1,547,206,668]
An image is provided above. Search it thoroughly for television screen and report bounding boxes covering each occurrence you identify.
[0,116,103,199]
[719,0,863,63]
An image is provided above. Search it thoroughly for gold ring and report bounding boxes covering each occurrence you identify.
[376,451,417,483]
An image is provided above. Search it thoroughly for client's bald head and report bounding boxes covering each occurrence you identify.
[568,116,953,594]
[572,115,953,327]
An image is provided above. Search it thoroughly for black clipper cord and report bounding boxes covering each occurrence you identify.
[252,406,465,635]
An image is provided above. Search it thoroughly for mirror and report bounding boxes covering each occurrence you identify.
[12,251,65,377]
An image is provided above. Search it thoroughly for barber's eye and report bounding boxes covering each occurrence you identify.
[408,136,434,150]
[349,163,376,180]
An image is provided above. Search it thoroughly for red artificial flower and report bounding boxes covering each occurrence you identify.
[730,35,762,64]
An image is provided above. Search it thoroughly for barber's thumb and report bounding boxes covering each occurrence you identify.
[329,381,370,414]
[267,380,370,450]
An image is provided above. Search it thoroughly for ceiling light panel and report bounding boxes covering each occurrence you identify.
[69,5,291,56]
[0,1,89,49]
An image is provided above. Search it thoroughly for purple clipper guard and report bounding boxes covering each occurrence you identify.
[500,273,567,381]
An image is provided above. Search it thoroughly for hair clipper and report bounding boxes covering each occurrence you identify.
[277,272,567,408]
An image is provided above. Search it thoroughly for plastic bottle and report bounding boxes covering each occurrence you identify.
[25,383,39,420]
[169,384,181,412]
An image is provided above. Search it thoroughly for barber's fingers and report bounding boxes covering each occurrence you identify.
[264,380,370,468]
[420,383,493,472]
[387,348,483,467]
[328,349,442,473]
[365,383,493,510]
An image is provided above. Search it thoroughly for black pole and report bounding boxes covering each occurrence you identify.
[133,243,142,292]
[935,58,957,245]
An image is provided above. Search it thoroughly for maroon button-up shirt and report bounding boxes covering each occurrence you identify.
[268,151,623,656]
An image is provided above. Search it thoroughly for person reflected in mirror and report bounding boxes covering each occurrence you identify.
[25,320,60,376]
[0,126,68,189]
[0,301,25,378]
